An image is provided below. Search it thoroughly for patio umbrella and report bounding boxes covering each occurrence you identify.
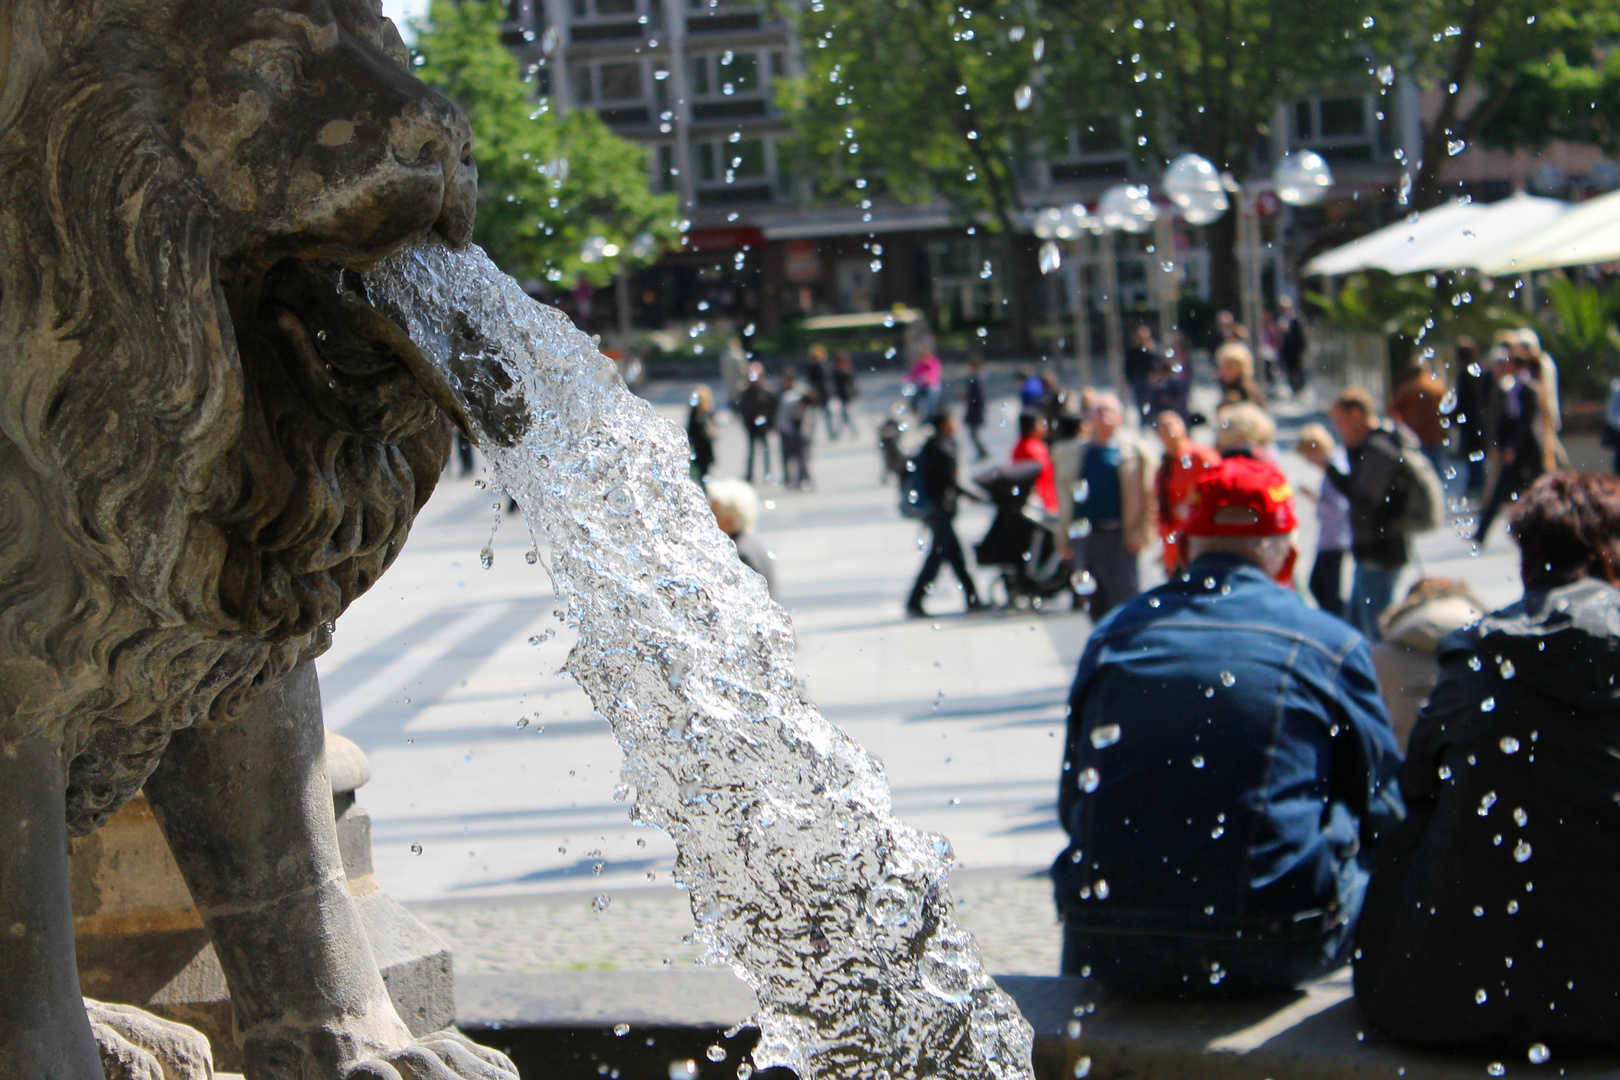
[1471,187,1620,275]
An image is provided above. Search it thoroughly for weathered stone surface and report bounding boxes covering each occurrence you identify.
[0,1,507,1075]
[84,999,213,1080]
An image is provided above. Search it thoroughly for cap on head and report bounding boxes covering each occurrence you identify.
[1183,457,1298,538]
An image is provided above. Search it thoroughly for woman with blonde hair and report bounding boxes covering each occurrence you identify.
[1216,342,1267,408]
[686,384,717,484]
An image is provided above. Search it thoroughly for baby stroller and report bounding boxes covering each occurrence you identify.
[971,460,1072,609]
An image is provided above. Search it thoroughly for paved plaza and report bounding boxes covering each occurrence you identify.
[317,368,1527,978]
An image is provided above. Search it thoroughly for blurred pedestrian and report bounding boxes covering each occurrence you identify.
[963,353,989,460]
[1124,325,1160,421]
[1145,356,1193,427]
[1276,296,1309,396]
[1390,355,1449,479]
[776,376,814,490]
[1301,388,1411,640]
[1452,337,1491,499]
[1355,472,1620,1052]
[1368,578,1485,751]
[734,362,778,484]
[905,410,984,617]
[719,336,750,401]
[707,478,775,598]
[878,415,906,485]
[1473,348,1549,546]
[1152,410,1220,575]
[1516,328,1563,441]
[831,351,858,438]
[1295,422,1351,619]
[1214,401,1277,462]
[1013,412,1057,513]
[1054,456,1402,996]
[1216,343,1266,409]
[1018,365,1045,410]
[456,430,476,477]
[686,384,718,484]
[1057,393,1153,620]
[905,330,943,421]
[804,344,833,440]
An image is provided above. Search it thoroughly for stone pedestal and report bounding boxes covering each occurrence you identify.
[69,733,455,1070]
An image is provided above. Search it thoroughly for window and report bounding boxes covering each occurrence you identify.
[689,52,763,99]
[696,138,769,183]
[1291,95,1374,162]
[599,62,643,101]
[657,145,677,193]
[1319,97,1365,138]
[769,51,785,78]
[1049,116,1129,183]
[571,64,593,103]
[573,0,639,16]
[688,56,710,95]
[1294,101,1314,141]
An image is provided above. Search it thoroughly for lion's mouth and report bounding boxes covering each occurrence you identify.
[258,258,472,443]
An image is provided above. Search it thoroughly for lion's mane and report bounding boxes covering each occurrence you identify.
[0,4,450,832]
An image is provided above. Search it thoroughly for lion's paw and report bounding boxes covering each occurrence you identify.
[84,998,213,1080]
[345,1029,518,1080]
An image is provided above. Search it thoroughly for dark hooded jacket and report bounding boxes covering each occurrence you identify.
[1355,578,1620,1050]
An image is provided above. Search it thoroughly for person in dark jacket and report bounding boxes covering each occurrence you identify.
[1355,471,1620,1052]
[686,384,717,484]
[906,411,984,617]
[831,351,858,438]
[1452,337,1492,499]
[804,344,833,440]
[1276,296,1309,395]
[734,362,778,485]
[1302,388,1411,641]
[962,353,988,460]
[1124,325,1160,421]
[1472,350,1549,546]
[1053,457,1404,996]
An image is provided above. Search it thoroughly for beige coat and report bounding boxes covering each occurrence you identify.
[1370,592,1485,750]
[1053,435,1157,552]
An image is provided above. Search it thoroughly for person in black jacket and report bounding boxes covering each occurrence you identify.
[906,411,984,617]
[1301,388,1410,640]
[1355,471,1620,1053]
[1473,351,1549,547]
[962,353,988,460]
[734,362,778,485]
[1452,337,1492,500]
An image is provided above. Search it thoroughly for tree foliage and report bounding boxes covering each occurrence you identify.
[411,0,681,286]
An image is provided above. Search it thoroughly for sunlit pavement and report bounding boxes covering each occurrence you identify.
[318,367,1526,972]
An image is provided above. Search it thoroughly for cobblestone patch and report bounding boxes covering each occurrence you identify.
[417,869,1060,977]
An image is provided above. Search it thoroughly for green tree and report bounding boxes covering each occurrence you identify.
[412,0,681,286]
[1371,0,1620,209]
[777,0,1046,343]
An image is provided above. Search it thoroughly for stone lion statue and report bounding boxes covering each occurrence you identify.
[0,0,515,1077]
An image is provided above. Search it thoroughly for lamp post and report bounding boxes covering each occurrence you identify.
[1034,204,1100,390]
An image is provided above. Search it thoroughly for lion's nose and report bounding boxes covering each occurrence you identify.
[390,99,478,247]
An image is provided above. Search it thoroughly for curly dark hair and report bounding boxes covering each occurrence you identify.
[1510,472,1620,589]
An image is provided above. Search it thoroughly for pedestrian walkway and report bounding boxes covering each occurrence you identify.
[319,369,1523,975]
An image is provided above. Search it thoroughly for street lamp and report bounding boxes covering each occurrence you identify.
[1034,203,1101,388]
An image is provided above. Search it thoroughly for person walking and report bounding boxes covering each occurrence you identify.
[1053,456,1403,995]
[1124,325,1160,421]
[804,344,834,441]
[707,478,775,598]
[686,384,718,484]
[1216,343,1266,409]
[1012,413,1057,513]
[1276,296,1309,396]
[1145,356,1193,427]
[831,351,858,438]
[1301,388,1411,640]
[905,333,944,421]
[1151,410,1219,575]
[734,363,778,485]
[1057,393,1154,620]
[1472,349,1549,546]
[962,354,989,461]
[1452,337,1491,500]
[1355,472,1620,1052]
[905,411,983,617]
[776,376,814,490]
[1389,356,1449,480]
[1295,423,1352,619]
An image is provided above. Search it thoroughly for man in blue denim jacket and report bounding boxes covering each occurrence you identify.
[1053,456,1404,996]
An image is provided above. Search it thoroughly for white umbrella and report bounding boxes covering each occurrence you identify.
[1303,200,1487,276]
[1378,192,1567,275]
[1471,187,1620,275]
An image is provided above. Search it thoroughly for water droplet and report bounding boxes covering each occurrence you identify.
[606,486,634,514]
[410,843,423,855]
[1148,596,1161,608]
[1090,724,1121,749]
[1210,825,1224,838]
[1479,791,1497,816]
[1477,989,1490,1004]
[592,893,611,913]
[479,547,494,569]
[1528,1043,1550,1064]
[1066,1019,1083,1039]
[1499,659,1515,679]
[1488,1064,1505,1077]
[736,1066,753,1080]
[1468,655,1483,671]
[1513,840,1532,862]
[1038,240,1062,275]
[1073,1055,1092,1078]
[1439,765,1453,780]
[668,1060,697,1080]
[1219,671,1236,688]
[614,1023,630,1036]
[473,478,486,489]
[1079,767,1100,792]
[1500,736,1520,754]
[706,1045,726,1063]
[1072,570,1098,595]
[516,717,529,728]
[526,549,539,564]
[1093,879,1109,899]
[1513,807,1528,827]
[1481,697,1496,713]
[1191,755,1206,769]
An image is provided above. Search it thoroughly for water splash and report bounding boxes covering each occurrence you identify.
[364,243,1034,1080]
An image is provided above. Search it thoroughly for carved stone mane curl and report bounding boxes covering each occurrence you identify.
[0,5,450,833]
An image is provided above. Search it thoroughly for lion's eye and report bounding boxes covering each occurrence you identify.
[230,39,305,95]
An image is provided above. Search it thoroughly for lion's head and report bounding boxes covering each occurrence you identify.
[0,0,477,830]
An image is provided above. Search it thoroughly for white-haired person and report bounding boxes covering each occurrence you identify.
[707,478,775,598]
[1057,392,1155,621]
[1214,401,1278,462]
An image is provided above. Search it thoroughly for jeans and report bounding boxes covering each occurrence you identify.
[1308,549,1346,619]
[908,516,979,611]
[744,428,773,484]
[1075,524,1139,621]
[1348,560,1403,641]
[1060,918,1356,997]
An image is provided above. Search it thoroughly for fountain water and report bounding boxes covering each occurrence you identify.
[364,243,1034,1080]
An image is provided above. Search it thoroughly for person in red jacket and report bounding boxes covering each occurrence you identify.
[1013,412,1057,512]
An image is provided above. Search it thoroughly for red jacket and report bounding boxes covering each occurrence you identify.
[1012,436,1057,512]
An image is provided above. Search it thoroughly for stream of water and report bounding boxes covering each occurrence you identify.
[364,243,1035,1080]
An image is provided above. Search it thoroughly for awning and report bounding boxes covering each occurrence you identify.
[800,308,924,331]
[1471,187,1620,275]
[1303,194,1568,277]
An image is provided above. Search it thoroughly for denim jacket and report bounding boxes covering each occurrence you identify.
[1053,554,1404,940]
